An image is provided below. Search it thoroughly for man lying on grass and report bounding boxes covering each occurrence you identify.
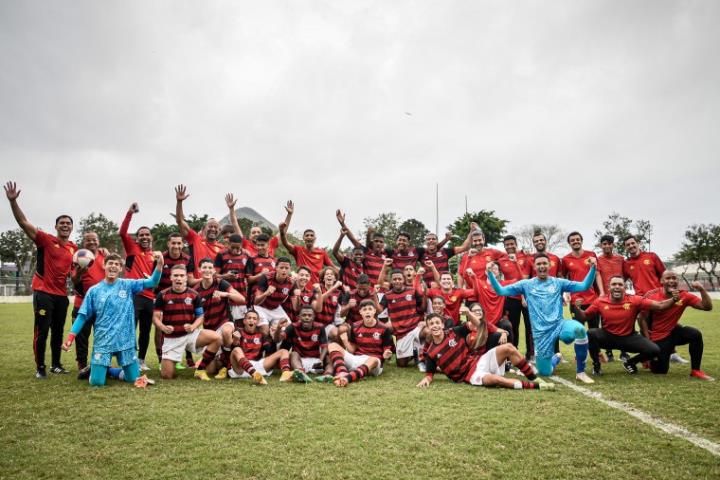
[62,252,163,387]
[416,312,553,390]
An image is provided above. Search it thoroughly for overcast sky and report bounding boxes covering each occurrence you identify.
[1,1,718,258]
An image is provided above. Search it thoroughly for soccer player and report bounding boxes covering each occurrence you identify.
[418,227,475,287]
[251,257,294,334]
[334,211,386,285]
[530,231,562,277]
[277,305,330,382]
[489,253,597,384]
[224,193,290,257]
[573,276,677,376]
[327,300,394,387]
[640,272,714,380]
[562,231,604,328]
[339,274,382,324]
[119,202,158,371]
[174,184,226,278]
[498,235,533,360]
[464,266,514,343]
[416,313,551,390]
[62,252,163,386]
[332,228,365,290]
[5,181,77,378]
[245,233,277,286]
[288,266,315,321]
[311,267,344,338]
[596,234,626,362]
[278,201,336,284]
[382,268,426,368]
[153,264,222,381]
[227,309,292,384]
[425,272,475,326]
[70,232,106,379]
[457,229,504,287]
[195,258,245,379]
[214,233,250,321]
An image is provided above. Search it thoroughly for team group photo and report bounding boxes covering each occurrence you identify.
[1,2,718,479]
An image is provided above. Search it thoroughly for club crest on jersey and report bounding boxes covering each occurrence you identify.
[271,262,276,268]
[373,332,381,339]
[643,259,651,265]
[184,297,192,305]
[332,296,338,303]
[282,288,290,295]
[303,296,310,302]
[405,294,412,301]
[450,296,457,302]
[118,290,127,299]
[676,300,684,306]
[253,337,261,344]
[311,334,319,341]
[603,305,609,310]
[485,256,491,261]
[448,339,457,347]
[623,303,631,310]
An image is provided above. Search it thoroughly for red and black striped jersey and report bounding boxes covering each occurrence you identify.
[339,256,364,290]
[280,322,327,359]
[195,279,232,331]
[253,273,293,310]
[423,325,478,383]
[214,251,250,299]
[246,255,276,277]
[340,289,380,324]
[419,247,455,283]
[388,247,423,270]
[231,327,274,361]
[284,284,314,322]
[315,286,340,327]
[362,249,385,285]
[349,320,394,360]
[154,288,203,338]
[382,287,425,338]
[158,251,191,292]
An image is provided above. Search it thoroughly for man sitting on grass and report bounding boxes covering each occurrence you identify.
[276,305,331,383]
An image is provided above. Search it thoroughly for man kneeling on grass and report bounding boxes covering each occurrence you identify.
[416,312,554,391]
[226,309,292,384]
[327,300,394,387]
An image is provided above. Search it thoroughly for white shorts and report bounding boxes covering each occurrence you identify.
[324,323,337,340]
[395,325,422,359]
[254,305,289,326]
[343,351,382,376]
[301,357,323,373]
[215,321,234,335]
[162,329,201,363]
[230,305,247,321]
[228,359,273,379]
[468,348,505,386]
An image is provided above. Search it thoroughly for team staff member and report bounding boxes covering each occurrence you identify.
[5,181,77,379]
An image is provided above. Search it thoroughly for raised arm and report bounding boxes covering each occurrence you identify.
[4,182,37,241]
[563,263,597,293]
[487,270,525,297]
[336,210,363,248]
[436,232,451,250]
[690,281,713,311]
[141,253,164,289]
[174,184,191,237]
[278,221,294,253]
[283,200,294,231]
[332,229,347,263]
[225,193,242,236]
[452,222,477,254]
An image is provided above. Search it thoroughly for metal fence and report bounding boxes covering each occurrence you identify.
[0,275,33,296]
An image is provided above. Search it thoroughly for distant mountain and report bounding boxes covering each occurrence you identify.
[218,206,276,231]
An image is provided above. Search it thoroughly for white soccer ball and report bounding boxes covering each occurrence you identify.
[73,249,95,268]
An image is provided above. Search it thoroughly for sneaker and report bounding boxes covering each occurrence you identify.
[592,364,603,376]
[252,371,267,385]
[77,365,91,380]
[605,351,615,363]
[194,370,212,381]
[292,369,313,383]
[417,361,426,373]
[215,367,228,380]
[622,359,638,375]
[314,374,335,383]
[50,365,69,374]
[279,370,294,382]
[690,370,715,381]
[35,367,48,380]
[139,361,150,372]
[333,374,349,388]
[575,372,595,384]
[619,351,630,363]
[538,382,555,391]
[134,375,150,388]
[670,353,690,364]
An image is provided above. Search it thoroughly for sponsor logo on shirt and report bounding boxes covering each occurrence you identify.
[373,332,381,339]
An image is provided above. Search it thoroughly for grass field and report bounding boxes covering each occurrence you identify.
[1,302,719,480]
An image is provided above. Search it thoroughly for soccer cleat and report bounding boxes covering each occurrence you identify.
[670,353,690,364]
[77,365,91,380]
[619,351,630,363]
[538,381,556,391]
[139,361,150,372]
[134,375,150,388]
[314,374,335,383]
[333,374,349,388]
[194,370,212,381]
[50,365,69,374]
[175,362,187,371]
[417,361,426,373]
[252,371,267,385]
[35,367,48,380]
[592,364,603,376]
[622,360,638,375]
[279,370,294,382]
[292,369,313,383]
[575,372,595,384]
[605,351,615,362]
[690,370,715,381]
[215,367,228,380]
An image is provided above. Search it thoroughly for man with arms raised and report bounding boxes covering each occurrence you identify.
[224,193,289,258]
[458,229,504,288]
[5,181,77,378]
[419,229,474,287]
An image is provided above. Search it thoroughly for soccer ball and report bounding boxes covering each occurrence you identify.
[73,249,95,268]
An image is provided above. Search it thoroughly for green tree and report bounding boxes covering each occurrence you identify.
[187,214,209,233]
[150,222,179,252]
[363,212,401,249]
[676,223,720,290]
[595,212,653,256]
[398,218,430,247]
[76,212,122,254]
[447,210,508,247]
[0,228,36,294]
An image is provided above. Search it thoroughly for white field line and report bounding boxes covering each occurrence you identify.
[550,375,720,457]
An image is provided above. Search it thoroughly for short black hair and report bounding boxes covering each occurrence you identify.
[199,257,214,267]
[623,235,638,245]
[297,266,312,274]
[390,269,404,277]
[168,232,183,240]
[600,234,615,244]
[503,235,517,243]
[104,253,122,264]
[358,299,377,309]
[276,256,292,266]
[229,234,243,243]
[256,233,270,243]
[357,274,370,285]
[55,215,73,225]
[396,231,410,240]
[298,304,314,314]
[567,231,583,243]
[303,229,315,236]
[136,226,152,236]
[533,252,550,262]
